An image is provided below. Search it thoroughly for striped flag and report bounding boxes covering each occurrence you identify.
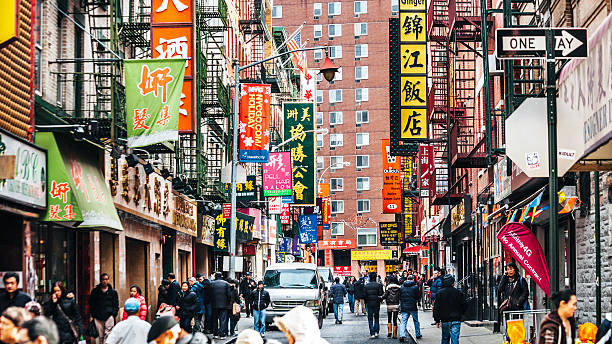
[287,31,307,74]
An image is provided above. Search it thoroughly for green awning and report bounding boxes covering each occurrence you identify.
[35,132,123,231]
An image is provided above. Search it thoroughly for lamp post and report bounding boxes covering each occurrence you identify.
[228,48,339,279]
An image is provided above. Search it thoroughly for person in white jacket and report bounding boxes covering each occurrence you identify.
[274,306,329,344]
[106,299,151,344]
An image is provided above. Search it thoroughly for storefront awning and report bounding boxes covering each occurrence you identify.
[35,132,123,231]
[403,245,425,254]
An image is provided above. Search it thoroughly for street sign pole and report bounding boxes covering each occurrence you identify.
[545,29,559,297]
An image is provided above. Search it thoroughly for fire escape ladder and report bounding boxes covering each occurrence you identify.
[238,0,268,83]
[118,0,151,59]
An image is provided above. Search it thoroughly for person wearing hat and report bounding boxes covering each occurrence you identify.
[250,281,270,337]
[148,316,182,344]
[106,298,151,344]
[433,275,467,344]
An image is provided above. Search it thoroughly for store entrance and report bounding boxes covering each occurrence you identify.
[126,238,148,313]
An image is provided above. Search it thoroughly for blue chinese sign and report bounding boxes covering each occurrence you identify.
[298,214,318,244]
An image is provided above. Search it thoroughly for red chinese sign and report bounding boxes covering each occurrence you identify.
[419,144,433,197]
[280,202,290,225]
[318,239,357,250]
[382,139,401,213]
[333,266,352,277]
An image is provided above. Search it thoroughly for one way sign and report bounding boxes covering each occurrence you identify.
[496,28,587,59]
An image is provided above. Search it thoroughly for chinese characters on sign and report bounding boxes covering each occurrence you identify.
[301,68,317,101]
[379,222,400,246]
[419,145,433,197]
[239,84,272,163]
[263,152,293,196]
[283,103,316,205]
[382,139,401,213]
[224,175,257,202]
[333,266,352,277]
[318,239,356,250]
[298,214,318,244]
[214,211,229,252]
[401,156,418,239]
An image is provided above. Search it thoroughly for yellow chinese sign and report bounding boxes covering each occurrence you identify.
[214,212,229,252]
[399,0,426,11]
[399,13,426,43]
[351,250,393,261]
[401,108,427,139]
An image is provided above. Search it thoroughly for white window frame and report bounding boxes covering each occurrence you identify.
[354,1,367,16]
[329,45,342,59]
[356,133,370,147]
[316,72,323,83]
[316,90,323,103]
[354,23,368,37]
[314,2,322,17]
[271,5,282,18]
[332,67,343,81]
[328,2,341,16]
[317,156,324,170]
[356,177,370,191]
[356,88,369,102]
[329,89,343,103]
[355,44,368,59]
[316,111,323,126]
[391,0,399,14]
[317,133,324,148]
[331,222,345,236]
[330,133,343,147]
[331,200,345,214]
[313,25,322,39]
[314,49,323,61]
[355,66,368,80]
[357,227,377,246]
[357,199,371,213]
[328,24,342,38]
[356,110,369,124]
[330,156,344,170]
[329,111,343,125]
[330,178,344,191]
[356,155,370,168]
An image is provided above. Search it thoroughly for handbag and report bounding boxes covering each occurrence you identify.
[232,302,241,315]
[85,320,99,338]
[499,299,511,313]
[56,304,80,340]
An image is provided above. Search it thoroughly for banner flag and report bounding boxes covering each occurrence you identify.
[125,58,186,147]
[263,152,293,196]
[283,103,316,205]
[239,84,272,162]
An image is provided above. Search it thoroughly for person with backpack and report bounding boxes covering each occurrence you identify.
[382,276,401,338]
[190,275,206,333]
[44,282,83,344]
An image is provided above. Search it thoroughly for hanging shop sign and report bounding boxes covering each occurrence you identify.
[379,222,400,246]
[301,68,317,102]
[236,211,255,242]
[213,211,229,252]
[322,198,331,229]
[239,208,261,240]
[419,145,433,197]
[283,102,316,205]
[403,195,414,238]
[263,151,292,196]
[268,216,278,245]
[173,193,197,236]
[36,133,122,231]
[224,175,257,202]
[0,130,47,209]
[243,244,256,256]
[317,183,330,198]
[280,202,290,225]
[200,214,215,246]
[333,266,352,277]
[124,58,186,147]
[151,0,192,24]
[318,239,356,250]
[239,84,272,163]
[450,195,472,232]
[494,156,512,203]
[382,139,401,213]
[268,196,282,214]
[351,249,393,261]
[298,214,318,244]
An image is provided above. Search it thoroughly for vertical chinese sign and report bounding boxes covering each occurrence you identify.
[382,139,401,213]
[263,152,293,196]
[301,68,317,102]
[390,0,428,154]
[419,145,433,197]
[298,214,318,244]
[151,0,194,133]
[239,84,272,162]
[125,58,186,147]
[214,211,229,252]
[283,103,316,205]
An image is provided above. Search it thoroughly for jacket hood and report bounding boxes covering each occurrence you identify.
[402,280,416,288]
[387,283,400,289]
[274,306,329,344]
[541,311,576,334]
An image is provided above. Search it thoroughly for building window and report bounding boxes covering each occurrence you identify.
[354,1,367,16]
[356,155,369,168]
[316,72,323,83]
[357,199,370,213]
[316,90,323,103]
[354,23,368,37]
[391,0,399,14]
[355,88,369,102]
[357,177,370,191]
[356,110,369,124]
[314,25,322,39]
[331,200,345,213]
[314,49,323,61]
[330,111,343,125]
[330,156,344,170]
[317,133,324,148]
[314,2,322,17]
[330,133,343,147]
[330,178,344,191]
[272,5,282,18]
[356,133,370,147]
[316,111,323,126]
[328,2,341,16]
[357,227,377,246]
[355,44,368,59]
[329,24,342,38]
[317,156,324,170]
[355,66,368,80]
[329,89,342,103]
[331,222,344,236]
[329,46,342,59]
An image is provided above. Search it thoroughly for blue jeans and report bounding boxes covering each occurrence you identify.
[399,311,421,338]
[204,303,213,333]
[253,309,266,335]
[333,303,344,321]
[366,305,380,335]
[441,321,461,344]
[347,293,355,313]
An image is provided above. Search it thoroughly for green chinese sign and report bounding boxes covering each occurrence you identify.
[124,58,186,148]
[283,102,315,205]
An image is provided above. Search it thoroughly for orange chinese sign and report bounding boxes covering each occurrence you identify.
[152,27,192,77]
[178,80,193,132]
[151,0,192,24]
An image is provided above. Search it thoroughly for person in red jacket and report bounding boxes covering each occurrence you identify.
[122,285,147,321]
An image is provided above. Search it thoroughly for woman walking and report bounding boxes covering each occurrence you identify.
[383,276,401,338]
[177,281,198,333]
[122,285,147,321]
[44,281,83,344]
[346,276,356,313]
[538,289,577,344]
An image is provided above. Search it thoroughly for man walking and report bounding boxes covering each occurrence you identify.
[250,281,270,337]
[329,277,347,324]
[167,273,181,307]
[106,298,151,344]
[89,273,119,344]
[209,272,231,339]
[354,276,366,316]
[239,273,256,318]
[364,272,383,338]
[190,274,206,333]
[399,275,422,342]
[433,275,467,344]
[0,272,31,313]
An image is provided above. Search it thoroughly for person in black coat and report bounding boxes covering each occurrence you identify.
[238,273,256,318]
[157,279,171,311]
[346,276,356,313]
[44,281,83,344]
[209,272,231,339]
[228,279,241,336]
[177,281,199,333]
[250,281,270,336]
[363,272,384,338]
[167,273,181,307]
[0,272,31,314]
[354,276,367,316]
[398,275,422,341]
[88,273,118,344]
[433,275,467,344]
[497,262,529,311]
[329,278,347,324]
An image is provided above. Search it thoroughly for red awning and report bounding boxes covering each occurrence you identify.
[403,245,425,254]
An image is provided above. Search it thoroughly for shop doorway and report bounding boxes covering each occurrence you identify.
[99,232,116,285]
[162,229,175,278]
[126,238,148,308]
[178,250,190,282]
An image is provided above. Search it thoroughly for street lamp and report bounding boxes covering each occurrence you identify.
[228,48,339,279]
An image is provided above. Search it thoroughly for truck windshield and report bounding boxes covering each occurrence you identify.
[318,268,332,282]
[264,269,318,289]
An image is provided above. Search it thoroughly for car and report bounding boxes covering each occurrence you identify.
[317,267,335,315]
[263,263,326,329]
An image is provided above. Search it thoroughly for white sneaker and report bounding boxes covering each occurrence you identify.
[370,335,376,339]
